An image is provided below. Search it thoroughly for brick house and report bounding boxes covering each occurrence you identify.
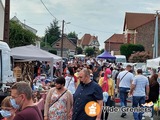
[78,34,100,53]
[123,12,160,56]
[104,34,125,54]
[52,36,76,57]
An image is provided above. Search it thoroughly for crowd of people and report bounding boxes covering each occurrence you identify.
[0,57,160,120]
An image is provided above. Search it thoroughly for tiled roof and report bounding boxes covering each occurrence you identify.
[123,12,156,30]
[80,34,92,45]
[104,34,125,43]
[80,34,98,45]
[51,36,76,46]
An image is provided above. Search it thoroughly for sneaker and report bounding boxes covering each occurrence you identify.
[121,113,127,117]
[142,116,145,120]
[150,117,153,120]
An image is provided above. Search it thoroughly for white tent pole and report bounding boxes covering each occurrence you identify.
[50,59,54,80]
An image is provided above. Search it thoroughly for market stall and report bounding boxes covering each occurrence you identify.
[11,45,62,80]
[97,50,116,59]
[146,57,160,69]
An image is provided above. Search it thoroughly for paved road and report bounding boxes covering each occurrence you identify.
[107,103,160,120]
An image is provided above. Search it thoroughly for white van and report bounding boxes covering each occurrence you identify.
[0,41,15,94]
[115,55,126,63]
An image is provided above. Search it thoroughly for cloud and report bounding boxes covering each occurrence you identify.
[2,0,160,49]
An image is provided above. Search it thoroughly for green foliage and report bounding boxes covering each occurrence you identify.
[84,47,94,56]
[76,47,83,54]
[40,41,45,47]
[136,44,145,51]
[67,31,78,39]
[120,44,145,60]
[48,49,57,55]
[128,51,151,63]
[40,41,51,48]
[9,20,37,48]
[100,49,104,53]
[45,19,61,45]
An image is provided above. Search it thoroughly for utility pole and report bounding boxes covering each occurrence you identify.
[61,20,65,57]
[3,0,10,44]
[153,10,159,58]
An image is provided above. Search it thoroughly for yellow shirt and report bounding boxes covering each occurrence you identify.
[74,72,80,85]
[98,77,114,96]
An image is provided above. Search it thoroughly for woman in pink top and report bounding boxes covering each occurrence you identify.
[99,68,114,120]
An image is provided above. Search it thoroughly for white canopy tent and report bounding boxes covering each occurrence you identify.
[74,54,86,58]
[11,45,62,80]
[146,57,160,69]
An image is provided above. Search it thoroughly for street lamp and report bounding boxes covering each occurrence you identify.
[60,20,70,57]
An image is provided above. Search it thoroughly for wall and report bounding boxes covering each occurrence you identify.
[52,37,76,57]
[105,42,123,52]
[136,19,160,57]
[0,1,4,40]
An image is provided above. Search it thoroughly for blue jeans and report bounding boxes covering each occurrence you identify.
[119,87,130,107]
[132,96,145,120]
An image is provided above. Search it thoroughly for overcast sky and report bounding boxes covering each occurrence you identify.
[2,0,160,49]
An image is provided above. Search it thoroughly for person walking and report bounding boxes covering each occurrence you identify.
[10,81,43,120]
[129,69,149,120]
[116,65,134,117]
[98,68,114,120]
[65,67,78,94]
[44,77,73,120]
[72,68,103,120]
[145,73,159,120]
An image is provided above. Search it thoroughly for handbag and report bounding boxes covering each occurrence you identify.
[50,90,67,107]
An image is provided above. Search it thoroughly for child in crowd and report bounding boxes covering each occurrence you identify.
[0,96,17,120]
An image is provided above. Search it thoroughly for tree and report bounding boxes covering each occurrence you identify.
[67,31,78,45]
[76,47,83,54]
[67,31,78,39]
[48,49,57,55]
[44,19,61,45]
[9,20,37,48]
[84,47,94,56]
[120,44,145,61]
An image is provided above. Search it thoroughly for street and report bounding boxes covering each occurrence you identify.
[108,103,160,120]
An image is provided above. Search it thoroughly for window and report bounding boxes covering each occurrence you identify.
[56,43,60,47]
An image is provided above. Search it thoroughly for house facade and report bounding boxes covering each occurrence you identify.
[104,34,125,54]
[0,0,4,40]
[78,34,100,52]
[52,36,76,57]
[11,16,41,47]
[11,16,37,34]
[123,12,160,56]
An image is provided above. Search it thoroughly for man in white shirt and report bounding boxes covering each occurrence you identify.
[116,65,134,117]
